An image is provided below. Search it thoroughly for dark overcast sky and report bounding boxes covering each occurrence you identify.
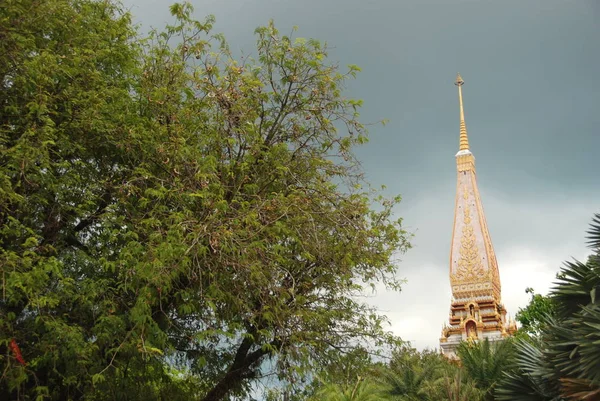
[122,0,600,349]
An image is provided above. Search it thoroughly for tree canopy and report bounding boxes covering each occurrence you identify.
[311,344,486,401]
[515,287,556,339]
[0,1,411,400]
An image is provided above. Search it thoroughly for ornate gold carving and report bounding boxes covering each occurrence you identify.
[457,154,475,172]
[452,206,486,283]
[442,325,450,339]
[471,182,502,296]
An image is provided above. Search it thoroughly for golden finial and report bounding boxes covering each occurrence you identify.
[454,73,464,86]
[455,73,469,151]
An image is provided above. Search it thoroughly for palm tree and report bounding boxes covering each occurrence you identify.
[375,367,432,400]
[313,377,385,401]
[456,337,515,400]
[494,338,560,401]
[373,348,441,401]
[422,364,484,401]
[544,213,600,400]
[496,213,600,401]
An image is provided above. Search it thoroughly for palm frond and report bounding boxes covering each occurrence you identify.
[586,213,600,251]
[495,339,562,401]
[314,379,384,401]
[496,213,600,401]
[560,378,600,401]
[545,304,600,387]
[456,338,516,400]
[551,260,600,318]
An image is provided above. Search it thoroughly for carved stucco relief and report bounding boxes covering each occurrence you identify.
[450,171,492,287]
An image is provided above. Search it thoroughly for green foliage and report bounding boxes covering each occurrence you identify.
[346,345,483,401]
[424,366,484,401]
[587,214,600,250]
[496,213,600,401]
[309,347,384,392]
[0,1,411,400]
[374,346,442,400]
[456,338,515,400]
[312,378,384,401]
[515,288,556,339]
[308,343,513,401]
[495,339,560,401]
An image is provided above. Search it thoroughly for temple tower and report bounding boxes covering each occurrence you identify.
[439,74,516,358]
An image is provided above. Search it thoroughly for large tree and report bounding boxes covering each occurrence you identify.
[0,1,410,400]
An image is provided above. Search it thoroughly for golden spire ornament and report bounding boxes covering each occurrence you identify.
[455,73,469,152]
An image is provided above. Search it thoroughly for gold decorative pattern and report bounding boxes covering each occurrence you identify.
[456,154,475,172]
[472,180,502,296]
[453,206,486,283]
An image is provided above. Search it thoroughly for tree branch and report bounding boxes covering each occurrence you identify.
[201,337,281,401]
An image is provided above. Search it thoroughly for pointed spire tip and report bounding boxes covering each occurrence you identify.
[455,73,464,86]
[456,73,469,151]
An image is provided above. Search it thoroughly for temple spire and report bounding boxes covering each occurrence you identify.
[440,75,516,359]
[455,73,469,151]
